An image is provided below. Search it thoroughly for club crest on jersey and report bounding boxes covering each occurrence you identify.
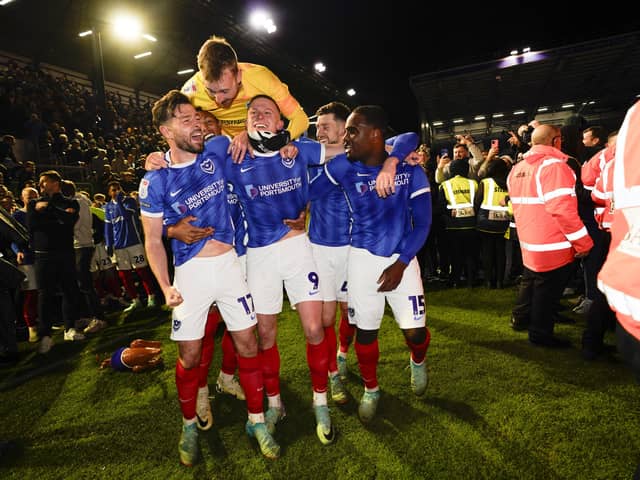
[171,201,187,215]
[173,319,182,332]
[245,184,259,199]
[200,157,216,174]
[138,178,149,199]
[355,182,369,194]
[281,157,295,169]
[348,307,355,318]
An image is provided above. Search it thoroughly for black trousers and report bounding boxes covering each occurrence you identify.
[447,228,476,285]
[582,232,616,351]
[512,263,573,341]
[35,251,80,336]
[582,221,605,300]
[480,232,506,286]
[75,246,103,319]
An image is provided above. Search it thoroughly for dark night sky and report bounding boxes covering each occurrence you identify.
[1,1,637,134]
[237,1,638,133]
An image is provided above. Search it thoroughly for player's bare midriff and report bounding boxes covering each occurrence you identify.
[281,229,305,242]
[196,239,234,257]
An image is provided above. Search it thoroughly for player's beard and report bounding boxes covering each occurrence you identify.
[176,132,204,154]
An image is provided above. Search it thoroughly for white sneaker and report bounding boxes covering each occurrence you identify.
[38,336,53,354]
[83,318,107,334]
[215,372,246,400]
[195,386,213,431]
[64,328,86,342]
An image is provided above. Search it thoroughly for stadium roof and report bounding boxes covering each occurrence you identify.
[409,31,640,141]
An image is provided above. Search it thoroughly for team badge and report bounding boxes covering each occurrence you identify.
[348,307,355,318]
[355,182,369,194]
[245,184,259,199]
[173,319,182,332]
[138,178,149,199]
[200,157,216,174]
[171,201,187,215]
[282,157,295,169]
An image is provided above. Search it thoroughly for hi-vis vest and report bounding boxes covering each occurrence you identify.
[476,178,510,234]
[505,199,517,240]
[507,146,593,272]
[441,175,477,230]
[598,100,640,340]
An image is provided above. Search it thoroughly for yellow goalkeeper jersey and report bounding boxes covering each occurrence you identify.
[181,62,308,139]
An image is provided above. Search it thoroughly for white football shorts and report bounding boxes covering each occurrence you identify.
[114,243,149,270]
[311,243,349,303]
[347,247,426,330]
[246,233,322,314]
[171,250,257,341]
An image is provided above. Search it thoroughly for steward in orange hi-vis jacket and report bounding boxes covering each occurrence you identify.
[598,101,640,344]
[507,143,593,273]
[597,100,640,480]
[507,125,593,348]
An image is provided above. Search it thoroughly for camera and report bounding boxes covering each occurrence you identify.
[491,139,499,149]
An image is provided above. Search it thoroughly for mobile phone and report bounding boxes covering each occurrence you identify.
[440,148,449,157]
[491,139,499,149]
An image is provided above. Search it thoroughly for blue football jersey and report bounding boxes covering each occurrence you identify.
[104,193,144,249]
[225,140,323,247]
[138,136,234,266]
[324,155,430,259]
[308,165,351,247]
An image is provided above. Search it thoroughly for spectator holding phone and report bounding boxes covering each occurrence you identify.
[476,139,514,180]
[434,147,452,184]
[435,135,483,183]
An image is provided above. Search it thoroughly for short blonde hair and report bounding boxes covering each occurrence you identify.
[197,35,238,82]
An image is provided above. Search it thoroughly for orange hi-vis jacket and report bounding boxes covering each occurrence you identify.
[582,145,616,230]
[507,144,593,272]
[581,147,611,190]
[598,100,640,340]
[591,154,615,231]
